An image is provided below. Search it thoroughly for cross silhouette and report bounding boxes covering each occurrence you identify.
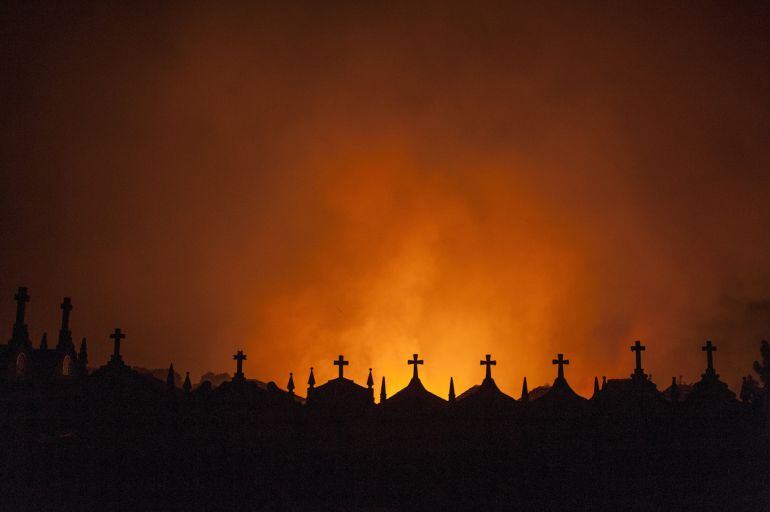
[702,340,717,375]
[14,287,30,305]
[408,353,424,380]
[14,287,30,325]
[333,354,349,379]
[60,297,73,331]
[480,354,496,380]
[110,328,126,360]
[233,350,247,378]
[552,353,569,380]
[630,340,646,375]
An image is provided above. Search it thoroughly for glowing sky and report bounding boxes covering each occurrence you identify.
[1,2,769,397]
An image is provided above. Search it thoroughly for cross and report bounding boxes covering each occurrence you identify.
[233,350,247,378]
[408,353,424,380]
[480,354,496,380]
[110,328,126,359]
[630,340,646,375]
[552,353,569,380]
[702,340,717,375]
[14,287,30,325]
[60,297,72,331]
[333,354,349,379]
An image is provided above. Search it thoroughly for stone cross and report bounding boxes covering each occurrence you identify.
[480,354,496,380]
[14,287,30,326]
[333,354,349,379]
[60,297,72,331]
[552,353,569,380]
[110,328,126,360]
[233,350,247,379]
[702,340,717,376]
[408,353,424,380]
[631,340,646,376]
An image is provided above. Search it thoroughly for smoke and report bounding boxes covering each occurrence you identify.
[1,2,769,396]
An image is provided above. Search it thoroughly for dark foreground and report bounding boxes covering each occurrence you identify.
[0,369,768,512]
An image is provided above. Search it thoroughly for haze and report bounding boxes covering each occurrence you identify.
[1,2,769,396]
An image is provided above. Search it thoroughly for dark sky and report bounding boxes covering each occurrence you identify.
[1,2,769,396]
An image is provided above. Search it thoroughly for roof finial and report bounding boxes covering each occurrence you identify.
[592,376,600,398]
[670,376,680,403]
[166,363,176,389]
[448,377,456,402]
[287,372,295,396]
[183,372,192,394]
[380,376,387,403]
[367,368,374,389]
[308,367,315,388]
[521,377,529,402]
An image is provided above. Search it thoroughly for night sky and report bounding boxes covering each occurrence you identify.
[1,2,769,397]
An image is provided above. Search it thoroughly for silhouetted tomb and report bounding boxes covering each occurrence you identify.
[0,286,768,511]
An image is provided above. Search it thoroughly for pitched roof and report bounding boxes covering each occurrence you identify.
[683,373,739,415]
[528,376,587,417]
[592,376,669,416]
[381,377,446,417]
[306,376,373,413]
[454,377,517,415]
[85,359,167,403]
[662,380,693,402]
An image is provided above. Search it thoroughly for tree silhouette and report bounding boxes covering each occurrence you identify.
[753,340,770,388]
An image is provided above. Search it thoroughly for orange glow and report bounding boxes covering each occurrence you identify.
[1,3,769,398]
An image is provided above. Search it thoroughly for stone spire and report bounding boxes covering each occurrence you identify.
[592,376,600,398]
[183,372,192,394]
[521,377,529,402]
[166,364,176,390]
[287,372,295,396]
[448,377,456,403]
[40,332,48,350]
[380,376,387,403]
[367,368,374,389]
[307,367,316,389]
